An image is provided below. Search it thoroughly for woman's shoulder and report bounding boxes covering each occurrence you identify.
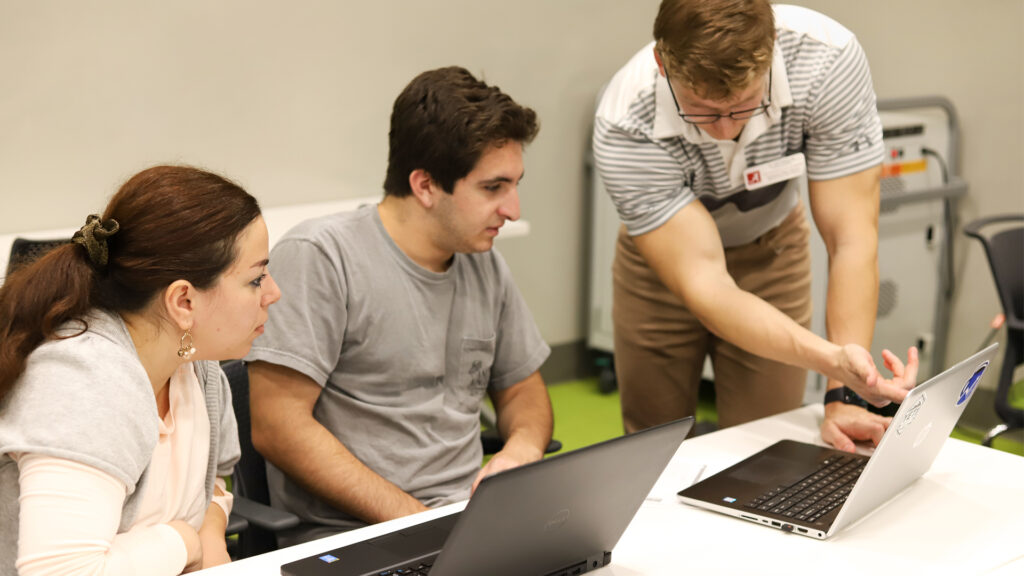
[18,311,153,415]
[34,314,142,379]
[1,312,157,488]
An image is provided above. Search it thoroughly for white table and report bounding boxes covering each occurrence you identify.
[200,405,1024,576]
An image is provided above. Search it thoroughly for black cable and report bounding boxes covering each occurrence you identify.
[921,147,949,184]
[921,147,956,298]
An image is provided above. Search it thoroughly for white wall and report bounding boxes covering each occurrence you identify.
[0,0,662,347]
[1,1,1021,376]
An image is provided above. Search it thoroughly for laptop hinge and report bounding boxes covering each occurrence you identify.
[541,551,612,576]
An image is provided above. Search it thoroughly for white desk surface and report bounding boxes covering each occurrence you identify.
[199,405,1024,576]
[0,197,529,279]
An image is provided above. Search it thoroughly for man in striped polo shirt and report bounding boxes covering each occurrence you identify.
[593,0,918,451]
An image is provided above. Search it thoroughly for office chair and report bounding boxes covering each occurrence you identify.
[479,402,562,455]
[221,360,301,558]
[479,429,563,455]
[963,214,1024,446]
[6,237,70,276]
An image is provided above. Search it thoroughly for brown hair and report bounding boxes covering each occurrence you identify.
[0,165,260,401]
[654,0,775,100]
[383,66,539,197]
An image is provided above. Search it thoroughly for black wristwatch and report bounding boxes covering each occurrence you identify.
[824,387,847,405]
[824,386,900,417]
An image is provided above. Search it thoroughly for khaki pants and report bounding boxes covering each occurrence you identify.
[612,203,813,433]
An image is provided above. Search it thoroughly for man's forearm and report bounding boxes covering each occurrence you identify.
[824,242,879,392]
[810,164,882,394]
[633,204,845,383]
[492,372,552,461]
[689,277,843,380]
[249,363,428,525]
[257,417,428,524]
[474,372,554,492]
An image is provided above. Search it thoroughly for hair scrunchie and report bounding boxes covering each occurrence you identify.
[72,214,120,269]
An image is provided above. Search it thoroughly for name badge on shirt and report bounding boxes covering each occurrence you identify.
[743,153,806,191]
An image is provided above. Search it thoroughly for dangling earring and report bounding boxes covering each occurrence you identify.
[177,330,196,360]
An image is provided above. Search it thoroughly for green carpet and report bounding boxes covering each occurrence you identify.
[547,379,623,454]
[950,377,1024,456]
[950,426,1024,456]
[545,377,1024,458]
[490,376,1024,459]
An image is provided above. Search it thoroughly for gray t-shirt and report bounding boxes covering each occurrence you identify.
[246,204,549,530]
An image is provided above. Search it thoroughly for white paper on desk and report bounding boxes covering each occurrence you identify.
[645,460,706,504]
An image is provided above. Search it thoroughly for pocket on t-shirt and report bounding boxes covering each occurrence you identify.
[449,335,496,413]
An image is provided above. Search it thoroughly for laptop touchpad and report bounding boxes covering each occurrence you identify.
[727,453,818,485]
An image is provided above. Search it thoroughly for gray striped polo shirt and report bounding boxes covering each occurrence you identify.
[594,4,884,246]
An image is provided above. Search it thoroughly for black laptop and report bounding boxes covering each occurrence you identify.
[678,344,997,539]
[280,416,693,576]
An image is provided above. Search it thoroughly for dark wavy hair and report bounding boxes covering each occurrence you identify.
[383,66,539,197]
[0,165,261,401]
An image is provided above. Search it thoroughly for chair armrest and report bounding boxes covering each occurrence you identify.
[225,513,249,536]
[480,429,563,455]
[962,214,1024,240]
[231,496,301,532]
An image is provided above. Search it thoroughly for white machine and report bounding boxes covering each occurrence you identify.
[587,96,966,398]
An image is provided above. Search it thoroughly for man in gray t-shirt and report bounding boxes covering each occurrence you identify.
[246,67,552,544]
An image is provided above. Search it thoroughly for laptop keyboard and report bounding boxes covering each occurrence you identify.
[743,454,866,523]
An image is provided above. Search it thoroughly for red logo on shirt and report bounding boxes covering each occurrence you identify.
[746,171,762,186]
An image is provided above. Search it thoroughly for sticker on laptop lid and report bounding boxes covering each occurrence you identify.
[743,153,806,191]
[957,362,988,406]
[896,393,927,436]
[318,554,340,564]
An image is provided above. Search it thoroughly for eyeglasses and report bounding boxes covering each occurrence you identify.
[665,67,772,125]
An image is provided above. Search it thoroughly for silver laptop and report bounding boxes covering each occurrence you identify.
[678,344,997,539]
[281,416,694,576]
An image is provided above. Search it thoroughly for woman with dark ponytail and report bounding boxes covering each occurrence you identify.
[0,166,281,575]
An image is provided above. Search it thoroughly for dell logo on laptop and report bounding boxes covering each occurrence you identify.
[544,509,570,532]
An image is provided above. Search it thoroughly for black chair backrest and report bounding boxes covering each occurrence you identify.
[964,215,1024,329]
[987,227,1024,327]
[963,214,1024,429]
[6,237,70,276]
[221,359,272,505]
